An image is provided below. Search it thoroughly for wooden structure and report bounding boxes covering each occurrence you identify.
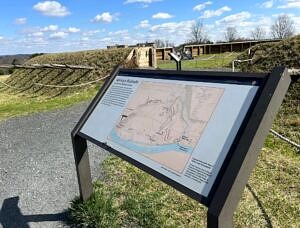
[155,39,282,61]
[156,47,174,61]
[127,47,157,68]
[183,39,281,58]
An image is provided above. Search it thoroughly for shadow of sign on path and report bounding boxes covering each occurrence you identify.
[0,197,70,228]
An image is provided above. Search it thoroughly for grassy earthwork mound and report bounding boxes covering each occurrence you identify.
[0,48,131,98]
[238,35,300,72]
[237,35,299,143]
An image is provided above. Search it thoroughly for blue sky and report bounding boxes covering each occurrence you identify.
[0,0,299,54]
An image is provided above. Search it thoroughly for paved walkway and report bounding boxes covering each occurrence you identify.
[0,103,108,227]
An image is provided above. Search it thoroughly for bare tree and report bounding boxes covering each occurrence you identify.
[190,20,208,44]
[224,27,239,42]
[164,40,175,47]
[154,39,165,48]
[271,14,295,39]
[251,26,266,40]
[154,39,175,48]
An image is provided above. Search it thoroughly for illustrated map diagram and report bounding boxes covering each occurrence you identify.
[109,81,224,173]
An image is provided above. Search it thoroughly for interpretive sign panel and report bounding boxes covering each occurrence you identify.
[72,67,290,227]
[79,70,258,199]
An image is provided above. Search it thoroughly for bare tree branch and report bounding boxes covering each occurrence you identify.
[271,14,295,39]
[251,26,266,40]
[224,27,239,42]
[154,39,174,48]
[189,20,208,44]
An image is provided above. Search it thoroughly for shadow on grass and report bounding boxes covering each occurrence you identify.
[0,196,71,228]
[246,184,273,228]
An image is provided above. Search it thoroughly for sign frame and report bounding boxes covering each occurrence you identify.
[71,66,290,227]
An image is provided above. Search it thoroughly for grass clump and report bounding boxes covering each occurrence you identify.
[70,182,120,228]
[70,156,207,227]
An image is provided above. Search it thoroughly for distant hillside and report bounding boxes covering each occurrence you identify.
[1,48,131,97]
[0,54,32,65]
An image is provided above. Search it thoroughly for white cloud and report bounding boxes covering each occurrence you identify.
[150,20,195,43]
[41,25,59,32]
[108,29,129,36]
[81,37,89,41]
[0,36,4,40]
[100,37,112,42]
[260,0,274,8]
[193,1,212,11]
[201,6,231,18]
[82,30,103,37]
[206,14,274,41]
[49,31,68,39]
[152,12,173,19]
[33,1,70,17]
[216,11,251,25]
[68,27,80,33]
[91,12,115,23]
[151,20,194,33]
[29,32,44,37]
[278,0,300,8]
[15,18,27,25]
[136,20,151,28]
[33,37,48,44]
[124,0,162,4]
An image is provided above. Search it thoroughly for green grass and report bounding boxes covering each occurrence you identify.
[0,85,99,121]
[157,52,240,70]
[70,182,120,227]
[69,136,299,227]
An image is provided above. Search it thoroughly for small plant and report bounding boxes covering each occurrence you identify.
[8,68,14,74]
[69,182,120,227]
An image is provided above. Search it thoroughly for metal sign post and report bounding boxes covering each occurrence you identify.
[71,66,290,227]
[168,52,182,71]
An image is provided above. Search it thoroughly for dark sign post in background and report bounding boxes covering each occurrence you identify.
[71,66,290,227]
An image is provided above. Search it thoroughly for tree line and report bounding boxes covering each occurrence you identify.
[155,14,296,47]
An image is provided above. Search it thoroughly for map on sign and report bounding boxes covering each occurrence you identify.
[108,82,224,173]
[80,74,258,197]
